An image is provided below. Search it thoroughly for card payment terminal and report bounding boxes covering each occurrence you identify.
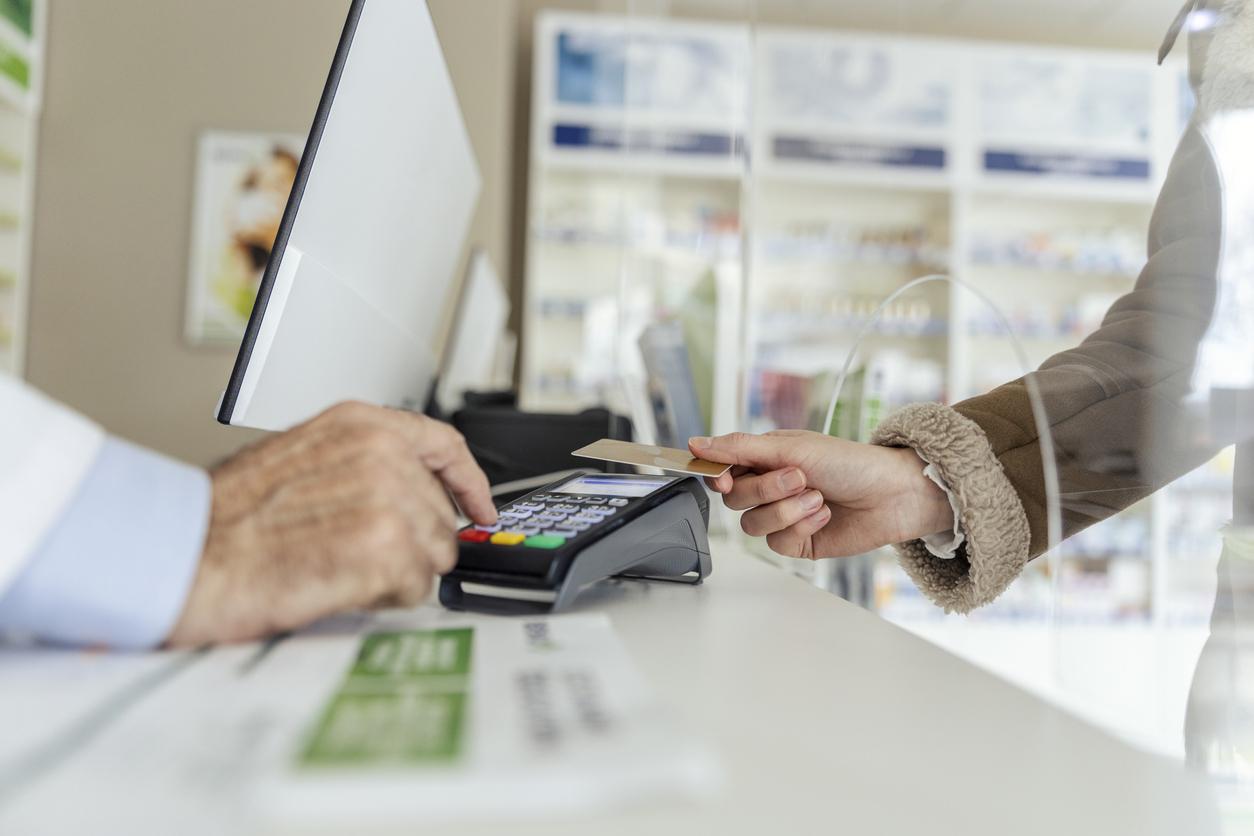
[440,473,712,615]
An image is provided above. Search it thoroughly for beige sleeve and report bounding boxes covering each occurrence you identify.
[871,403,1031,614]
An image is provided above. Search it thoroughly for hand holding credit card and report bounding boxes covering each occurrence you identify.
[572,439,732,478]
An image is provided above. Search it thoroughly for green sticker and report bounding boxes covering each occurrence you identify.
[302,690,467,767]
[351,629,472,679]
[299,628,474,769]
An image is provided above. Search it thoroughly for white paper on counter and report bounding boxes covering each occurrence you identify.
[264,611,721,828]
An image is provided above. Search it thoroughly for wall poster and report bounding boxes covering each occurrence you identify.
[185,131,304,345]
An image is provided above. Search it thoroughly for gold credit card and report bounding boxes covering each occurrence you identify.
[572,439,731,478]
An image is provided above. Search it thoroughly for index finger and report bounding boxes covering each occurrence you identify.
[371,410,499,526]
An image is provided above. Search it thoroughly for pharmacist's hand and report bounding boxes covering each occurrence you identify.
[165,402,497,647]
[689,431,951,560]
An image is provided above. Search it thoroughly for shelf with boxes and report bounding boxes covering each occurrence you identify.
[968,226,1145,279]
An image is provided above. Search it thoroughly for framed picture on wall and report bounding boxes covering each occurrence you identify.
[185,131,304,346]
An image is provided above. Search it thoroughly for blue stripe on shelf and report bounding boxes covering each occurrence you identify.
[983,150,1151,180]
[773,137,947,170]
[552,123,743,157]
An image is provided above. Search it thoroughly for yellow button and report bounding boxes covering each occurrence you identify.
[490,532,526,546]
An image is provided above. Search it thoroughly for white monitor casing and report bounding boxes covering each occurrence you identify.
[218,0,481,430]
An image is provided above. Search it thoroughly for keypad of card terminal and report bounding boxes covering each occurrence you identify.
[457,492,632,550]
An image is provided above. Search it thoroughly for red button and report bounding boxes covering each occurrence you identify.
[458,529,491,543]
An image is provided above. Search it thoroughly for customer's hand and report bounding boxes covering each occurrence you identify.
[166,402,496,647]
[690,431,952,560]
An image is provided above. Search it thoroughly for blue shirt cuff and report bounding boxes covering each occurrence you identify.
[0,437,211,650]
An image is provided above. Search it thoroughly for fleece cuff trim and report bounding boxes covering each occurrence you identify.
[871,403,1032,614]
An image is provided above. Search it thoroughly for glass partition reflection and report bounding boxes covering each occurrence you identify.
[523,0,1253,826]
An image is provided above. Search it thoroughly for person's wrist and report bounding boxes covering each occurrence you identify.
[887,446,955,543]
[165,497,260,647]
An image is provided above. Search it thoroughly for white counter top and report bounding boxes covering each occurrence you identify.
[0,540,1220,835]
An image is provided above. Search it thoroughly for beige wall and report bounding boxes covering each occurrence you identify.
[26,0,517,467]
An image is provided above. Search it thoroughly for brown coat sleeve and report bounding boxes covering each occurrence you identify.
[958,124,1223,555]
[871,124,1224,613]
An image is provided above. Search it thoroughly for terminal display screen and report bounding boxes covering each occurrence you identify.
[554,475,675,498]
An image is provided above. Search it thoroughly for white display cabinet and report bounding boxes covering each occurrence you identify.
[523,11,1221,626]
[0,0,43,377]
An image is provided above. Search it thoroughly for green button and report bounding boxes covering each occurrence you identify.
[524,535,566,550]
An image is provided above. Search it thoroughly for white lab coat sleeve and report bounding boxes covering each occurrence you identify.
[0,375,106,598]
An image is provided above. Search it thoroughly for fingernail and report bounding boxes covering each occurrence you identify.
[690,436,712,451]
[781,469,805,491]
[801,490,824,511]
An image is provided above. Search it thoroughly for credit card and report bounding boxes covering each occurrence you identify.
[572,439,732,478]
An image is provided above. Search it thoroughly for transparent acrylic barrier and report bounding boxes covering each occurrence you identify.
[1020,7,1254,820]
[527,0,1252,828]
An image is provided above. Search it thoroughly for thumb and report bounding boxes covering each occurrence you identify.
[689,432,795,470]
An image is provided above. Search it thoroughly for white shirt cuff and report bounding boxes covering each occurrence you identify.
[915,453,966,560]
[0,437,211,649]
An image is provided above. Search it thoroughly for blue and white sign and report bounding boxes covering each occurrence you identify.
[976,51,1154,182]
[983,150,1151,180]
[555,30,745,117]
[541,19,750,166]
[761,37,955,133]
[774,137,946,170]
[552,25,748,120]
[755,33,957,176]
[554,123,743,158]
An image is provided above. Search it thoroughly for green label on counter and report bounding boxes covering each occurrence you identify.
[351,629,473,679]
[303,689,467,766]
[299,628,474,769]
